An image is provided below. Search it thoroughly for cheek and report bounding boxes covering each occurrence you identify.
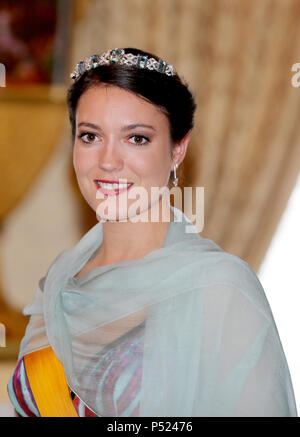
[132,147,171,179]
[73,145,94,175]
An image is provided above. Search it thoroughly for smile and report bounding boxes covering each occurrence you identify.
[94,179,134,196]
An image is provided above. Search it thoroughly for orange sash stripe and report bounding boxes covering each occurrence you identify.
[23,346,78,417]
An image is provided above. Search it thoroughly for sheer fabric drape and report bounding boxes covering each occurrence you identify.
[18,207,297,416]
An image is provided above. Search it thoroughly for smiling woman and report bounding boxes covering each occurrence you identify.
[72,84,178,227]
[7,47,298,417]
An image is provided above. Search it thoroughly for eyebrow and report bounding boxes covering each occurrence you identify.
[78,122,156,132]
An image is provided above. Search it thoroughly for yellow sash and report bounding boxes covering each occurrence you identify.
[23,346,78,417]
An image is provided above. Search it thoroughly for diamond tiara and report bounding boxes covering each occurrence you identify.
[70,48,176,81]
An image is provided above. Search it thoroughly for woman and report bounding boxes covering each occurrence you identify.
[8,47,297,417]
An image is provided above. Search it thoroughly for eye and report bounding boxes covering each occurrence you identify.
[128,135,149,146]
[77,132,99,143]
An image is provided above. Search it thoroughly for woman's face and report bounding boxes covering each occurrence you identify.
[73,84,185,222]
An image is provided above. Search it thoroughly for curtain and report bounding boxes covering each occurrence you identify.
[69,0,300,272]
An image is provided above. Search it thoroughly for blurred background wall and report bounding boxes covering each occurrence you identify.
[0,0,299,416]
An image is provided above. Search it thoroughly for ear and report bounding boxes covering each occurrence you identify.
[171,131,191,166]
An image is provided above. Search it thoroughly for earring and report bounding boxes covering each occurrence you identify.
[173,163,179,186]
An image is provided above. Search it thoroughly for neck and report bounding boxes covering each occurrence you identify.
[95,197,174,265]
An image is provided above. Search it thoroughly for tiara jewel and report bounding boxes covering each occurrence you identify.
[70,48,175,81]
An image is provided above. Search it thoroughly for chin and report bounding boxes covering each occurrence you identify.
[96,205,152,224]
[95,207,127,223]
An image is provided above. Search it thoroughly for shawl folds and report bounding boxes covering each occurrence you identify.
[18,206,298,416]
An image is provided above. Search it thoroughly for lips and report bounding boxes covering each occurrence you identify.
[94,179,134,196]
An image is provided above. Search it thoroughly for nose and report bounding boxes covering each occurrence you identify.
[98,138,123,173]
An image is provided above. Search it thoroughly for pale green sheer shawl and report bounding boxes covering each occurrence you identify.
[18,206,297,417]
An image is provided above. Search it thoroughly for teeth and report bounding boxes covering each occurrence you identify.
[97,181,132,189]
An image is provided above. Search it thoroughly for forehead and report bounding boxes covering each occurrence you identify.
[76,84,168,127]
